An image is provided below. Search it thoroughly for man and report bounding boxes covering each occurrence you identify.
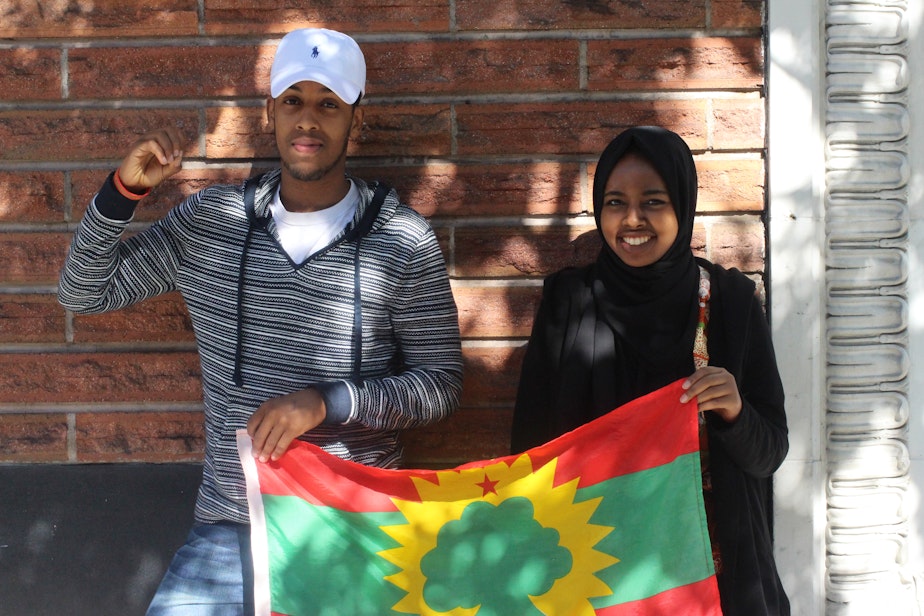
[58,28,463,614]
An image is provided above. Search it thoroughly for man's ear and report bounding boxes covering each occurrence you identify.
[265,97,275,133]
[350,106,364,140]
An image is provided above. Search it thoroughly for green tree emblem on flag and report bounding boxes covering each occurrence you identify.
[378,455,619,615]
[420,498,572,614]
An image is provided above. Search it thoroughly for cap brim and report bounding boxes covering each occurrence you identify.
[270,66,361,104]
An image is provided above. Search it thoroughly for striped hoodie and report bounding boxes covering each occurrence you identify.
[59,169,463,524]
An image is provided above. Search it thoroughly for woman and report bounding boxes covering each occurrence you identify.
[511,126,790,615]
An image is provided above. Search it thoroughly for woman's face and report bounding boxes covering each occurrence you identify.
[598,152,679,268]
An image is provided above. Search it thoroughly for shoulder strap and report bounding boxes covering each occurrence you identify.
[693,265,711,369]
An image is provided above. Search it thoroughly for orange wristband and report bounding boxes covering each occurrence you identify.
[113,169,151,200]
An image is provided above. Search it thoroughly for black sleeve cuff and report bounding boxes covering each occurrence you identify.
[313,381,352,425]
[94,172,139,221]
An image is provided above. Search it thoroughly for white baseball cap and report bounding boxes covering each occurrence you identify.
[270,28,366,103]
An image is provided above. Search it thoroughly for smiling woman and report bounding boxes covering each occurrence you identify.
[598,152,680,268]
[511,126,790,616]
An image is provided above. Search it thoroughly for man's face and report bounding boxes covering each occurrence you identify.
[266,80,363,184]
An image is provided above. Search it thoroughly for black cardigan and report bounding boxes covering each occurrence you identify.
[512,259,790,616]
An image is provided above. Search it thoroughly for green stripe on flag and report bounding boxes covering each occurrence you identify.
[584,451,714,607]
[263,498,406,615]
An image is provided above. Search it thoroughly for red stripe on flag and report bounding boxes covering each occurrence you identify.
[594,575,722,615]
[481,378,699,488]
[255,378,697,509]
[254,445,423,512]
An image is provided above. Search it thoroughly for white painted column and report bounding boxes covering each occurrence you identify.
[824,0,913,607]
[904,0,924,609]
[768,0,828,613]
[770,0,924,614]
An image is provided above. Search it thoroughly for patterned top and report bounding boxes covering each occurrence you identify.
[694,265,711,369]
[59,170,463,524]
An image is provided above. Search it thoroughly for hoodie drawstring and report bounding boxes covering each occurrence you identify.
[233,174,263,387]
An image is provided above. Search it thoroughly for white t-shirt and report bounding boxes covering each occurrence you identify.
[269,180,359,264]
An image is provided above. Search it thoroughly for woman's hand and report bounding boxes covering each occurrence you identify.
[680,366,742,424]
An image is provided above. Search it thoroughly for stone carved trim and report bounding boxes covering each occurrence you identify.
[824,0,913,612]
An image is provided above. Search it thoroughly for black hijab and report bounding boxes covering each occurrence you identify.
[582,126,701,414]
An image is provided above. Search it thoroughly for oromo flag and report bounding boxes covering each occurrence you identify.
[237,379,721,616]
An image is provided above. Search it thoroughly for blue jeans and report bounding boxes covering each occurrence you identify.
[146,523,254,616]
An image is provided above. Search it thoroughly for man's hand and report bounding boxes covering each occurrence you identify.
[117,127,185,192]
[247,389,327,462]
[680,366,743,424]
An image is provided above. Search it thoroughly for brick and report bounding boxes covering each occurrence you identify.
[0,294,66,343]
[456,0,706,30]
[455,100,708,156]
[454,225,599,278]
[432,227,452,262]
[355,104,453,157]
[203,0,449,35]
[0,352,202,404]
[0,0,199,38]
[0,48,61,100]
[401,407,512,466]
[0,414,69,462]
[349,162,584,218]
[72,292,194,343]
[0,233,72,285]
[0,110,199,162]
[68,45,267,100]
[587,37,763,91]
[712,0,764,29]
[0,171,66,223]
[706,216,766,272]
[70,169,114,221]
[207,104,452,159]
[692,222,708,257]
[454,285,542,339]
[696,157,765,212]
[71,168,260,222]
[712,98,765,150]
[461,345,525,408]
[121,38,582,100]
[75,411,204,463]
[205,106,291,160]
[366,40,579,96]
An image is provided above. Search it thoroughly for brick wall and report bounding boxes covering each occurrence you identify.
[0,1,766,467]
